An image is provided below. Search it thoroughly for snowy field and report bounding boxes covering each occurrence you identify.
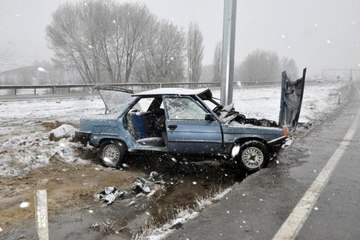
[0,82,346,177]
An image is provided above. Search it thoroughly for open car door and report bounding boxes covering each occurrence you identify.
[279,68,306,132]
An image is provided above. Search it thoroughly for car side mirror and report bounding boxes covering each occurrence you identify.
[205,113,215,122]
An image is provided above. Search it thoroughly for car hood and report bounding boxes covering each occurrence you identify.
[98,87,135,113]
[279,68,306,132]
[222,123,284,143]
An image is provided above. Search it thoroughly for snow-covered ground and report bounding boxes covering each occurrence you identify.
[0,82,346,177]
[0,96,105,176]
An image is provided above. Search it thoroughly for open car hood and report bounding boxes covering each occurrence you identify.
[279,68,307,132]
[96,86,134,113]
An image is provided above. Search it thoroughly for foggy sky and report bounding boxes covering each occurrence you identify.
[1,0,360,77]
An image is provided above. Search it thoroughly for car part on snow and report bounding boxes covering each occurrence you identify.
[131,171,164,195]
[99,141,127,168]
[95,187,126,205]
[132,178,152,194]
[279,68,307,132]
[94,172,163,206]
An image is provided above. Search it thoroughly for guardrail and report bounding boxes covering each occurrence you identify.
[0,81,283,96]
[0,80,325,96]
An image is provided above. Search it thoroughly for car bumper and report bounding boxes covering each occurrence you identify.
[267,136,287,147]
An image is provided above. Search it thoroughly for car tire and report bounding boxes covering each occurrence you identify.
[236,140,269,172]
[99,141,127,168]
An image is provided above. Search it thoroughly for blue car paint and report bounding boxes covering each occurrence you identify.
[166,119,223,155]
[222,124,285,154]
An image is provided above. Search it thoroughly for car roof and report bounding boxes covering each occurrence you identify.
[132,88,210,97]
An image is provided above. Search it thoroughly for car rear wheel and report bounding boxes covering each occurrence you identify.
[237,140,269,172]
[99,141,127,168]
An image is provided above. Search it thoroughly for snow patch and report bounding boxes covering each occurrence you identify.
[0,131,87,177]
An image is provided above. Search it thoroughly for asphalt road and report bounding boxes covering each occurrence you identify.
[167,81,360,240]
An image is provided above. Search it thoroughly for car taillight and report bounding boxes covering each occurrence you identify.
[282,127,289,137]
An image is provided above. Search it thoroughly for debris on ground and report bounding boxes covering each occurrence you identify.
[94,172,165,206]
[90,219,120,234]
[131,171,165,195]
[48,124,78,141]
[95,187,126,205]
[132,178,152,194]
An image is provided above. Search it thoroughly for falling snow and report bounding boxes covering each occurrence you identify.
[19,202,30,208]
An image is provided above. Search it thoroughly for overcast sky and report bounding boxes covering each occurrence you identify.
[1,0,360,77]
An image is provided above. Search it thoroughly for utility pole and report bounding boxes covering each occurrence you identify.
[220,0,237,106]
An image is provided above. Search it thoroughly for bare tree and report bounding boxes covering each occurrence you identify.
[46,0,156,84]
[0,48,13,73]
[187,23,204,83]
[212,42,222,83]
[199,64,213,82]
[281,57,299,80]
[135,20,186,83]
[47,2,98,83]
[118,3,156,83]
[237,49,280,83]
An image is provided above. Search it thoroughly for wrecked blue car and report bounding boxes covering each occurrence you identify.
[75,87,289,172]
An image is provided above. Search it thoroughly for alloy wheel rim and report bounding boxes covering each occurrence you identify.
[103,145,120,164]
[242,147,264,169]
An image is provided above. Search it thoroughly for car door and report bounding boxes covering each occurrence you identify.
[163,96,223,155]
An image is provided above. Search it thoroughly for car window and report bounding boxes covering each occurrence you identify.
[164,97,207,120]
[131,97,154,112]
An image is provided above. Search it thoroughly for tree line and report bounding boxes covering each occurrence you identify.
[46,0,298,85]
[206,47,299,83]
[46,0,203,84]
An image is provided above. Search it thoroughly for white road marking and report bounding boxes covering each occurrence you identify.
[273,84,360,240]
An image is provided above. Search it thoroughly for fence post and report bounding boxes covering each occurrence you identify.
[35,190,49,240]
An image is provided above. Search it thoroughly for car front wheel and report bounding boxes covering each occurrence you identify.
[237,140,269,172]
[99,141,127,168]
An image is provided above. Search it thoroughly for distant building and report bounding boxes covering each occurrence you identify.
[0,66,47,85]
